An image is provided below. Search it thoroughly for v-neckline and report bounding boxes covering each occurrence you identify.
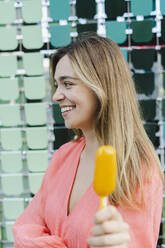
[66,138,93,217]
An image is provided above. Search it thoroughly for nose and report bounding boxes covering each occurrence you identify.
[52,87,65,103]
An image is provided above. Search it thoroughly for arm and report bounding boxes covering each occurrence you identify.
[133,170,163,248]
[125,170,163,248]
[12,151,67,248]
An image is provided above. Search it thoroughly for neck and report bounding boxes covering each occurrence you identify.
[81,128,100,158]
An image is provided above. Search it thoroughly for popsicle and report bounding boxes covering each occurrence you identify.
[93,146,117,209]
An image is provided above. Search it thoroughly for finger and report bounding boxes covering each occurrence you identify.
[94,206,123,224]
[91,221,129,236]
[88,233,130,246]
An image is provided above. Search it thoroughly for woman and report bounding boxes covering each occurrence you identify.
[13,34,164,248]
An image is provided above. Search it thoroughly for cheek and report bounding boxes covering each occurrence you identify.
[86,98,99,121]
[91,95,100,114]
[66,91,77,102]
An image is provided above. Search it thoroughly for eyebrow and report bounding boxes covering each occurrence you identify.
[54,76,79,82]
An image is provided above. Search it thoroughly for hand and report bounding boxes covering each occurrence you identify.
[88,205,130,248]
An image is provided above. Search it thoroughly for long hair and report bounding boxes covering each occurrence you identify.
[50,34,164,208]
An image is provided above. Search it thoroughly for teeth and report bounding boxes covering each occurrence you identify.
[61,106,74,113]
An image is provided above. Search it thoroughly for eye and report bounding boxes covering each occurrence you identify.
[54,81,58,89]
[64,81,73,88]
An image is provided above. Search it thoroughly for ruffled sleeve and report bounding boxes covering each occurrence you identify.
[12,149,68,248]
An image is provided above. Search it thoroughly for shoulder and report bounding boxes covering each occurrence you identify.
[139,154,163,210]
[58,136,85,150]
[46,137,85,173]
[139,151,163,198]
[141,151,163,189]
[55,136,85,157]
[40,137,85,190]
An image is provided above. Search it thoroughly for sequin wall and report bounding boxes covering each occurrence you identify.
[0,0,165,247]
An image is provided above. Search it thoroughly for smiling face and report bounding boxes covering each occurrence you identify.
[53,55,99,132]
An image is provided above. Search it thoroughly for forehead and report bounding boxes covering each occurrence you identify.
[54,55,75,80]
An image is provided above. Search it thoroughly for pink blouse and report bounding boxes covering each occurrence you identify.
[13,137,163,248]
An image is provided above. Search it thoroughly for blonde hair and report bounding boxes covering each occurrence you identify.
[50,34,164,208]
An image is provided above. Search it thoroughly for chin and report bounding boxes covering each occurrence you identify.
[65,121,80,130]
[65,122,74,129]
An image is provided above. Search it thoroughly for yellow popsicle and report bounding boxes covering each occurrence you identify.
[93,146,117,209]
